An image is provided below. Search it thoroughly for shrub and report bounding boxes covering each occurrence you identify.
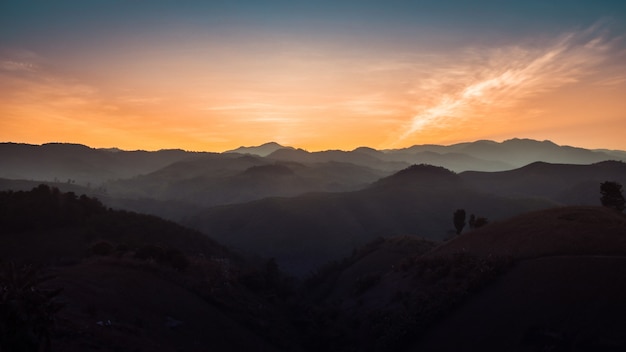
[134,244,164,261]
[90,241,114,256]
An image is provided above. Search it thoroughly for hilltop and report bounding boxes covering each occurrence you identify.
[298,206,626,351]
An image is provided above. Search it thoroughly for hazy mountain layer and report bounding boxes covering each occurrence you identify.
[460,160,626,205]
[186,165,556,275]
[107,155,390,208]
[0,142,205,184]
[3,138,622,188]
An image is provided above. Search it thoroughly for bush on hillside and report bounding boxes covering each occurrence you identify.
[90,241,114,256]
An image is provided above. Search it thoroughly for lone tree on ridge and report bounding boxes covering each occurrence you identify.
[453,209,466,235]
[600,181,625,212]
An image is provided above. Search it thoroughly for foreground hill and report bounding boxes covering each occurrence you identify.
[3,186,626,351]
[0,186,300,351]
[430,205,626,258]
[187,165,555,275]
[414,206,626,351]
[298,206,626,351]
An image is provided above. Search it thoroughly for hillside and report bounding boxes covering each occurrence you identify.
[224,141,293,156]
[428,138,612,166]
[2,187,626,351]
[0,185,300,351]
[430,205,626,258]
[0,142,204,184]
[296,206,626,351]
[186,165,556,275]
[460,160,626,205]
[107,156,389,209]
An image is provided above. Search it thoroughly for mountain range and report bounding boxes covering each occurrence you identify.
[1,138,626,351]
[1,138,625,274]
[2,138,624,187]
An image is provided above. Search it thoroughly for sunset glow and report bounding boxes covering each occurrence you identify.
[1,1,625,151]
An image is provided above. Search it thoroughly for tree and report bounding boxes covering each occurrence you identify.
[600,181,625,212]
[0,262,63,352]
[474,217,489,228]
[453,209,466,235]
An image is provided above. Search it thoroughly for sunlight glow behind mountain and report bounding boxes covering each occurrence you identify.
[1,1,625,151]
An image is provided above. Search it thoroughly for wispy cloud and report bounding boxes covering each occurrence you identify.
[0,60,38,72]
[396,27,616,142]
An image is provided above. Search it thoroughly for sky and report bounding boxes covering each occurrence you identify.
[1,0,626,152]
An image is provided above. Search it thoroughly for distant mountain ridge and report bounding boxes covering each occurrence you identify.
[0,142,207,184]
[2,139,623,185]
[224,141,293,157]
[1,138,624,221]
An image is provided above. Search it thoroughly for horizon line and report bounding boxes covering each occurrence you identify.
[1,137,624,154]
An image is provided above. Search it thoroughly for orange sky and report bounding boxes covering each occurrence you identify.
[1,4,626,152]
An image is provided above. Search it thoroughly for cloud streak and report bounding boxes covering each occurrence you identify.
[397,27,614,142]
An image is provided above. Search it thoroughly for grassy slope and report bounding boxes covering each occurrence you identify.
[430,206,626,259]
[412,206,626,351]
[296,206,626,352]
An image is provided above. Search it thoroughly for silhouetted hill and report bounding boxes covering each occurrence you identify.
[369,164,460,189]
[460,160,626,205]
[0,142,204,184]
[0,185,301,351]
[268,148,409,172]
[224,141,293,156]
[455,138,615,166]
[296,206,626,351]
[186,164,555,275]
[383,138,623,171]
[48,259,298,352]
[0,184,232,263]
[413,206,626,351]
[243,163,295,176]
[430,205,626,258]
[108,156,389,210]
[390,150,514,172]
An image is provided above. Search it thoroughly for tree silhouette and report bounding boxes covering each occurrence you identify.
[600,181,625,212]
[0,262,63,352]
[474,217,489,228]
[453,209,466,235]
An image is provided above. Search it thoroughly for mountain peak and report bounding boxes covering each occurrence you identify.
[503,138,557,146]
[370,164,459,189]
[224,142,292,157]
